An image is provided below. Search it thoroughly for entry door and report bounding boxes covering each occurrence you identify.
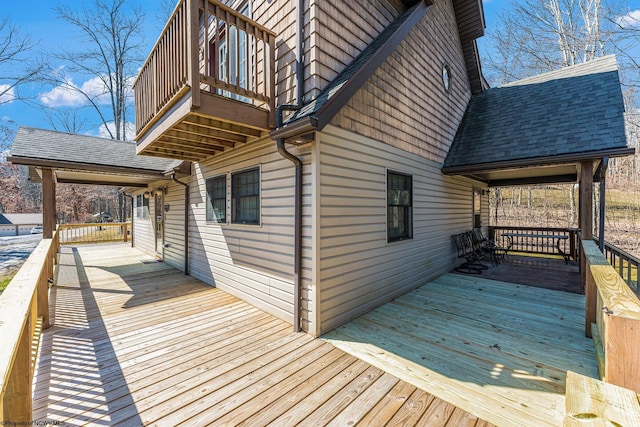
[473,188,482,229]
[154,191,164,258]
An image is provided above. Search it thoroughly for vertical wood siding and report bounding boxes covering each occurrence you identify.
[317,125,485,333]
[331,0,471,164]
[251,0,405,105]
[187,138,313,327]
[308,0,404,99]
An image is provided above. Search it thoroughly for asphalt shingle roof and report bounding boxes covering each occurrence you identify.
[443,55,629,171]
[10,127,181,173]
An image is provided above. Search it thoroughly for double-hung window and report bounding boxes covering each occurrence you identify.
[387,171,412,242]
[231,167,260,224]
[206,175,227,223]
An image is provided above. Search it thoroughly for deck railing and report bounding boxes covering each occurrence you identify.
[489,226,579,261]
[133,0,276,135]
[58,222,131,244]
[583,240,640,394]
[596,239,639,294]
[0,232,58,421]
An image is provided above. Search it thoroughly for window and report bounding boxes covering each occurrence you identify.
[206,175,227,223]
[231,168,260,224]
[387,171,412,242]
[136,194,149,219]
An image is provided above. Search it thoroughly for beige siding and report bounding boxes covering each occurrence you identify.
[162,181,187,270]
[317,125,486,334]
[187,138,314,328]
[331,0,471,164]
[132,190,155,257]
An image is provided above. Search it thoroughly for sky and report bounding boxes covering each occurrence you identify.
[0,0,169,140]
[1,0,640,141]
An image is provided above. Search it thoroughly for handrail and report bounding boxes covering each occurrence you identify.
[489,225,579,261]
[0,231,59,421]
[58,222,131,244]
[583,239,640,393]
[594,238,639,293]
[133,0,276,136]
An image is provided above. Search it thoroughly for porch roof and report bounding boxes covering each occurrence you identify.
[442,56,634,186]
[8,127,187,187]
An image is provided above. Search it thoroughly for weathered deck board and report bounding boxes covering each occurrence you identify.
[323,272,598,427]
[33,243,492,426]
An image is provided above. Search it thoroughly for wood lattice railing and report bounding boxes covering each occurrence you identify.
[133,0,276,136]
[0,232,59,421]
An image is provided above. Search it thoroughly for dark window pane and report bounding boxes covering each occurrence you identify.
[387,171,412,242]
[206,176,227,223]
[232,168,260,224]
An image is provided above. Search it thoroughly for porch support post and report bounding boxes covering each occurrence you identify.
[41,168,56,239]
[579,161,593,295]
[598,157,609,252]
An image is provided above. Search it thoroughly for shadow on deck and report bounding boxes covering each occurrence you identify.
[463,253,581,294]
[33,243,493,426]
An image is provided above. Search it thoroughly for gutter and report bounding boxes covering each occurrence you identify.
[171,173,190,275]
[442,147,636,176]
[274,0,305,333]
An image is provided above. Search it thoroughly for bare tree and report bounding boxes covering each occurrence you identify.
[47,0,145,141]
[0,18,43,105]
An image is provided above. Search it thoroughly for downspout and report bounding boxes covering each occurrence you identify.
[171,173,190,275]
[598,157,609,252]
[274,0,305,332]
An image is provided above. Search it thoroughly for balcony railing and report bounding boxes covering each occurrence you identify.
[0,232,59,421]
[133,0,276,139]
[58,222,131,244]
[489,226,580,261]
[598,239,639,294]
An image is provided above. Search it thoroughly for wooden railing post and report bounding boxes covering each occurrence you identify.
[1,314,32,422]
[123,223,129,243]
[187,0,201,108]
[583,239,640,393]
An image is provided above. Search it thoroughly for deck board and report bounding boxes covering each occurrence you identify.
[323,272,598,427]
[33,243,491,426]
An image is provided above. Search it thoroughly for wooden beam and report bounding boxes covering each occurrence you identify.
[163,129,235,148]
[173,122,247,145]
[183,114,262,137]
[579,161,593,294]
[41,168,56,239]
[155,138,224,155]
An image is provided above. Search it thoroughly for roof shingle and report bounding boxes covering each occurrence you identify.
[443,55,630,172]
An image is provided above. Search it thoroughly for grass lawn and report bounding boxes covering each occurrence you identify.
[0,274,13,295]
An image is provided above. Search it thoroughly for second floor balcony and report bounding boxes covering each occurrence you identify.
[133,0,276,162]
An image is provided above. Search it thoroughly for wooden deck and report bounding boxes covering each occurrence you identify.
[323,273,598,427]
[33,243,493,426]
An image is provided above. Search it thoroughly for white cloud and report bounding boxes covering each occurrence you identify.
[0,84,16,104]
[95,121,136,141]
[617,10,640,28]
[39,76,111,107]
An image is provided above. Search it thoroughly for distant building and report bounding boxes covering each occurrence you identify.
[0,213,43,236]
